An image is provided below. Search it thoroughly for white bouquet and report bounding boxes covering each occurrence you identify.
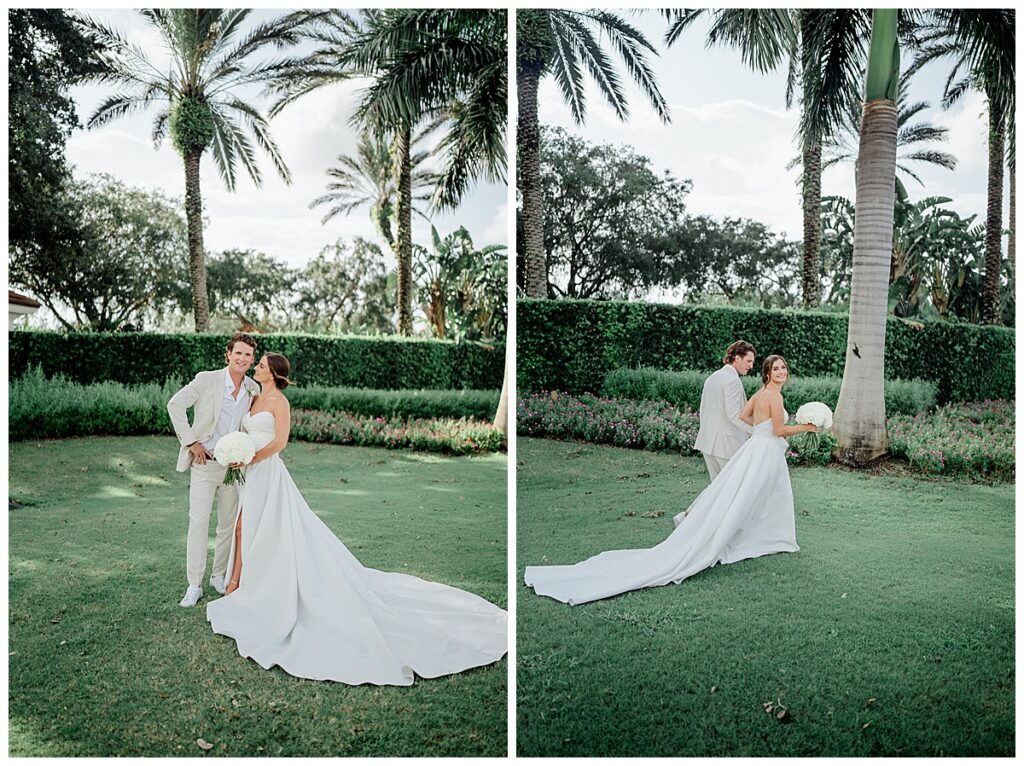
[214,431,256,485]
[793,402,833,452]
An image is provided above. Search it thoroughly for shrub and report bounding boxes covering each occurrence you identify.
[286,387,499,421]
[9,329,503,390]
[888,400,1015,482]
[601,367,937,417]
[518,298,1013,403]
[517,388,1013,483]
[517,392,700,452]
[9,368,502,453]
[290,411,503,455]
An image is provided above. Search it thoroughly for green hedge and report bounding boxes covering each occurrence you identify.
[9,369,499,441]
[9,330,503,390]
[518,299,1013,403]
[287,387,499,421]
[602,367,937,417]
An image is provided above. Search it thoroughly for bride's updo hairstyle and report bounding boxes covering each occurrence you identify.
[761,354,789,386]
[265,353,294,390]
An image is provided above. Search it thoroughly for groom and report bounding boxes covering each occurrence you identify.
[167,332,260,607]
[693,340,756,481]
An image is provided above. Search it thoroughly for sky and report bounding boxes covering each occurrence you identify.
[535,11,1002,244]
[63,9,509,275]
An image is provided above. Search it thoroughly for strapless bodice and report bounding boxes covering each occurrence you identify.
[242,410,276,452]
[751,410,787,438]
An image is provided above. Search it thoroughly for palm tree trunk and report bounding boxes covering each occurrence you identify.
[395,124,414,335]
[519,61,547,298]
[801,140,823,307]
[833,10,898,465]
[184,150,210,332]
[983,95,1005,325]
[1009,157,1015,277]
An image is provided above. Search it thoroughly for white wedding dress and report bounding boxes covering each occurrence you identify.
[206,410,508,685]
[524,415,799,605]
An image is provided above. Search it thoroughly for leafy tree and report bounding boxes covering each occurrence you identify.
[536,128,691,299]
[9,10,98,272]
[202,250,298,329]
[9,174,188,331]
[78,9,307,331]
[294,238,395,334]
[517,9,670,299]
[669,216,801,308]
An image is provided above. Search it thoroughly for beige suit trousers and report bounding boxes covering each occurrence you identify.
[702,452,730,482]
[187,461,240,587]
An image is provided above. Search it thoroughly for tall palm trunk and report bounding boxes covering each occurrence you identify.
[833,9,898,465]
[184,150,210,332]
[801,141,823,307]
[983,94,1006,324]
[799,14,823,309]
[1009,157,1015,277]
[395,124,413,335]
[519,61,547,298]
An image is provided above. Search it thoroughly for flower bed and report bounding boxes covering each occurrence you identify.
[518,392,1014,482]
[888,400,1015,482]
[290,409,504,455]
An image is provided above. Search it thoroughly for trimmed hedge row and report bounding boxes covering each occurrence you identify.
[518,299,1014,403]
[9,369,498,441]
[287,387,499,421]
[602,367,937,417]
[9,330,503,390]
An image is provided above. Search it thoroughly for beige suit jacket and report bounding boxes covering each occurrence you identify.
[693,365,754,459]
[167,368,260,472]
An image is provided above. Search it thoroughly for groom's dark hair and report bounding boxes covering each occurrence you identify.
[226,332,257,355]
[723,340,756,364]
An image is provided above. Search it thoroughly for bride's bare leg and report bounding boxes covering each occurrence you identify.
[226,512,242,594]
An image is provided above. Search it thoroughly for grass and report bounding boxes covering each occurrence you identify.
[516,437,1014,757]
[9,436,507,757]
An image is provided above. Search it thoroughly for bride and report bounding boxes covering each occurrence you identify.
[206,353,507,685]
[524,355,818,606]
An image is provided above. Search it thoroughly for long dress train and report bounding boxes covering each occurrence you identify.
[206,410,507,685]
[524,417,799,605]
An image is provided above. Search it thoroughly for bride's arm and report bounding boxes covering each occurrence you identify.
[770,395,817,438]
[250,398,292,464]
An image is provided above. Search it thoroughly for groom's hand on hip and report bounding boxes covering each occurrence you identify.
[189,442,214,465]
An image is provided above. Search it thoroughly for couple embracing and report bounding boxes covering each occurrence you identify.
[525,340,818,606]
[167,333,506,685]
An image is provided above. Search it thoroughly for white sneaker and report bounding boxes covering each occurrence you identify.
[179,585,203,607]
[210,575,227,595]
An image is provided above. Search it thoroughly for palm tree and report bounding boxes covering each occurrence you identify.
[909,9,1015,324]
[268,9,506,336]
[822,69,958,188]
[832,9,900,465]
[310,127,436,252]
[78,10,305,331]
[664,10,874,310]
[518,9,670,299]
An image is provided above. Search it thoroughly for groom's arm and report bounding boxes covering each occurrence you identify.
[167,373,203,447]
[723,378,754,435]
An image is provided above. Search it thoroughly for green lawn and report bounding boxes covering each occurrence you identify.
[516,437,1014,757]
[9,436,507,757]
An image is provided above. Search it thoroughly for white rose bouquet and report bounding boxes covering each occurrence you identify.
[214,431,256,485]
[793,402,833,452]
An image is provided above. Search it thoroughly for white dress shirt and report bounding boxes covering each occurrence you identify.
[203,368,249,453]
